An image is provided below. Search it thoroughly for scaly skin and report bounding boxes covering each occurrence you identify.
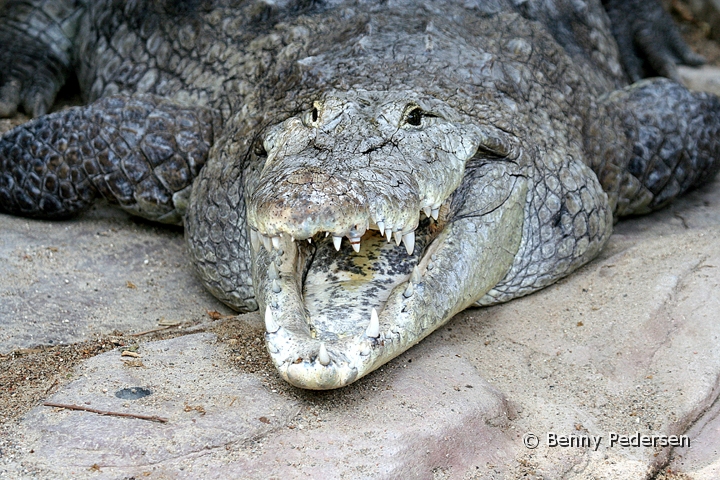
[1,0,719,389]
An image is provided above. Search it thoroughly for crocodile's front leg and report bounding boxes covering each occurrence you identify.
[588,78,720,217]
[0,94,219,223]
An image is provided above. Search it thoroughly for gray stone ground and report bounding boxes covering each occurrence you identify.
[2,66,720,479]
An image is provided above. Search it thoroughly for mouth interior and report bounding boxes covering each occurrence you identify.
[298,218,436,341]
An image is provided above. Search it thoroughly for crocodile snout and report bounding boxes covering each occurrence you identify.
[248,166,369,241]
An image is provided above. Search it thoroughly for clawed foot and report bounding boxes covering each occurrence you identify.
[0,25,69,118]
[603,0,705,82]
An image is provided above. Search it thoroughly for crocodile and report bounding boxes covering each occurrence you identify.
[0,0,719,389]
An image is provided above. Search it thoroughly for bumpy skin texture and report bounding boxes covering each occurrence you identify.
[0,94,219,223]
[1,0,719,388]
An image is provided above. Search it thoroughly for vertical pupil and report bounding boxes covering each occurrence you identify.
[311,107,319,123]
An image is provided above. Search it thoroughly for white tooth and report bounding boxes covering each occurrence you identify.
[272,279,281,293]
[431,208,439,220]
[403,281,414,298]
[366,308,380,338]
[377,221,385,236]
[402,231,415,255]
[291,236,295,242]
[349,236,361,253]
[393,231,402,246]
[325,232,330,238]
[423,206,432,217]
[268,262,279,280]
[261,234,272,252]
[386,228,392,242]
[333,236,342,251]
[307,238,312,244]
[318,343,330,366]
[250,230,260,252]
[271,236,281,250]
[265,305,279,333]
[411,265,421,283]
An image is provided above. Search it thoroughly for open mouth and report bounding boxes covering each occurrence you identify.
[241,91,526,388]
[249,202,453,389]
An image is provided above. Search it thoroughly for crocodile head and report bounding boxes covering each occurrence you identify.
[246,89,526,389]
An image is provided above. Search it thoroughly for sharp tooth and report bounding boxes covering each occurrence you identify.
[377,221,385,236]
[386,228,392,242]
[265,305,279,333]
[272,279,282,293]
[268,262,279,280]
[325,232,329,238]
[307,238,312,244]
[318,343,330,366]
[366,308,380,338]
[431,208,439,220]
[423,206,432,217]
[349,236,361,253]
[260,235,272,252]
[393,231,402,246]
[271,236,281,250]
[411,265,421,283]
[250,230,260,252]
[403,281,414,298]
[402,231,415,255]
[333,236,342,251]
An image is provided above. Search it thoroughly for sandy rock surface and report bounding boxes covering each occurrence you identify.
[3,45,720,480]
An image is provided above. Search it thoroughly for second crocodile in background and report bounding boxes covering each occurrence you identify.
[0,0,718,388]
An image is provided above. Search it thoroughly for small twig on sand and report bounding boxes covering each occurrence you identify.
[130,325,173,337]
[43,402,168,423]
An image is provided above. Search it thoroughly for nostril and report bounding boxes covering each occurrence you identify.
[303,102,322,127]
[252,138,267,157]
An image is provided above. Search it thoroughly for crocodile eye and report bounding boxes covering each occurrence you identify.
[311,105,319,123]
[403,105,438,127]
[406,106,423,126]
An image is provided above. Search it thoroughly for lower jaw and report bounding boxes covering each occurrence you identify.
[251,217,466,389]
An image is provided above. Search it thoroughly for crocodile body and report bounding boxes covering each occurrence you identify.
[0,0,719,388]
